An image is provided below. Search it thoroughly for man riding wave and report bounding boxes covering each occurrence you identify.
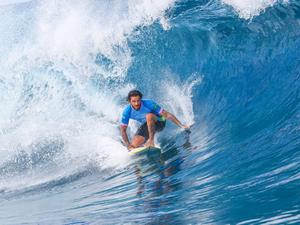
[120,90,190,150]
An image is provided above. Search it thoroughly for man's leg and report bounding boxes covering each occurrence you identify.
[145,113,157,147]
[130,135,145,148]
[130,123,148,148]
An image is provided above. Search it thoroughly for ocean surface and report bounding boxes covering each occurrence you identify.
[0,0,299,224]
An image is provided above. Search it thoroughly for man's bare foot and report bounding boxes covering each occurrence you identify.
[127,144,135,151]
[144,140,155,147]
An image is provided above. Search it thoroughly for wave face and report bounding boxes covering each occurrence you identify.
[0,0,299,224]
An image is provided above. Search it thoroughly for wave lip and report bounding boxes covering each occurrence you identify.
[222,0,283,19]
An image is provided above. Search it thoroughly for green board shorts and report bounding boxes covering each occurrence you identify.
[135,120,166,141]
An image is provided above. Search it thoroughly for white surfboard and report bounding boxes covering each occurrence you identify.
[129,146,161,155]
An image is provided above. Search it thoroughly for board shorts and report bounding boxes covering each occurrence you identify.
[135,120,166,141]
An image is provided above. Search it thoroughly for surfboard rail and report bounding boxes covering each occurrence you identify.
[129,146,161,155]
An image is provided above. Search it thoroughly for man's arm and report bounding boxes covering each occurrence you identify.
[145,100,190,129]
[120,125,135,149]
[160,110,190,129]
[120,125,130,146]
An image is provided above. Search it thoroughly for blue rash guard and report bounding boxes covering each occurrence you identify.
[120,99,165,127]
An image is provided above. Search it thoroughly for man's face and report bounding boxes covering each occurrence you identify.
[129,95,141,110]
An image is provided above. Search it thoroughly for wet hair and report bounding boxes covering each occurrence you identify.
[127,90,143,101]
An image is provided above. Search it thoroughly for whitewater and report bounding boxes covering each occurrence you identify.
[0,0,299,224]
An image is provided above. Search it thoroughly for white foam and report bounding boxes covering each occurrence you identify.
[7,0,175,78]
[160,72,203,126]
[0,0,175,191]
[0,0,32,6]
[222,0,287,19]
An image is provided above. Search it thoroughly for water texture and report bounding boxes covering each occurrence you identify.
[0,0,299,224]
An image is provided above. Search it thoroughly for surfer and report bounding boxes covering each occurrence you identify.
[120,90,190,150]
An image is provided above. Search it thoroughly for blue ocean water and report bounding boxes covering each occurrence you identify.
[0,0,299,224]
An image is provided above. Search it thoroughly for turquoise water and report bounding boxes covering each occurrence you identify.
[0,0,299,224]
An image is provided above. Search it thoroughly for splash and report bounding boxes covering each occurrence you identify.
[0,0,175,191]
[0,0,32,6]
[160,72,202,126]
[222,0,287,19]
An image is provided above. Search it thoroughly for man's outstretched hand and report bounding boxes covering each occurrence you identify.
[181,124,193,134]
[181,125,190,129]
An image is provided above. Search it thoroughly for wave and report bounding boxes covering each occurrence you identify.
[0,0,299,224]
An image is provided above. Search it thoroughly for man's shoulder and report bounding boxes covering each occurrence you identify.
[142,99,162,113]
[122,105,131,115]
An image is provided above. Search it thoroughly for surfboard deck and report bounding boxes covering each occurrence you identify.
[129,146,161,155]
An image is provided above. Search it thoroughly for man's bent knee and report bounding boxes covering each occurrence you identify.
[131,135,145,147]
[146,113,156,121]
